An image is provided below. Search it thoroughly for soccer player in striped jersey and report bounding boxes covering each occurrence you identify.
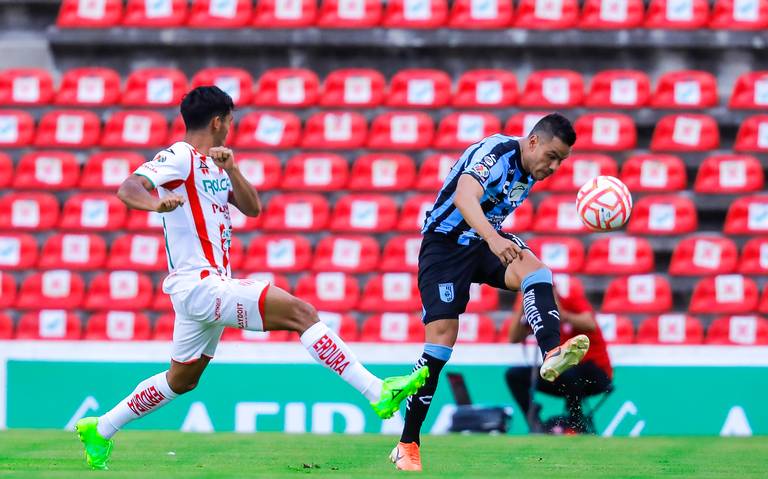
[74,86,428,471]
[390,113,590,471]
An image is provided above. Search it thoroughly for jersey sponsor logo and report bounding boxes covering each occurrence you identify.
[211,203,231,221]
[126,385,166,416]
[236,302,247,328]
[471,163,490,180]
[198,159,211,175]
[202,177,231,194]
[438,282,455,303]
[481,153,498,167]
[312,334,351,375]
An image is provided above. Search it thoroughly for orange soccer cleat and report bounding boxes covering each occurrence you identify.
[390,441,422,471]
[540,334,590,382]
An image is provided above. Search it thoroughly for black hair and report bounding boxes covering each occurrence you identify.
[530,113,577,147]
[180,86,234,131]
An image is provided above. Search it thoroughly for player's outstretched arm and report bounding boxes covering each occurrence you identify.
[117,174,184,213]
[210,146,261,217]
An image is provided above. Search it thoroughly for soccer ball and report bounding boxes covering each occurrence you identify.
[576,176,633,231]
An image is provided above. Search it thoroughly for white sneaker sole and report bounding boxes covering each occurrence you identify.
[540,334,590,382]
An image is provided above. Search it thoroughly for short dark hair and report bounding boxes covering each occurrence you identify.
[180,86,234,131]
[530,113,576,147]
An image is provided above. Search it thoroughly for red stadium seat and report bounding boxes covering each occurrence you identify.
[15,310,82,340]
[0,193,59,231]
[85,311,151,340]
[152,313,174,339]
[695,154,764,194]
[739,238,768,274]
[169,114,235,145]
[602,274,673,313]
[706,315,768,345]
[514,0,578,28]
[520,70,583,107]
[585,70,650,108]
[504,111,549,137]
[456,313,496,343]
[56,67,122,106]
[359,273,421,312]
[710,0,768,29]
[57,0,122,27]
[383,0,448,27]
[729,72,768,109]
[295,273,360,312]
[80,151,144,190]
[724,195,768,234]
[241,234,312,273]
[122,68,187,107]
[465,284,499,313]
[235,111,301,149]
[448,0,513,28]
[0,313,11,339]
[60,193,127,231]
[527,236,585,273]
[330,194,398,232]
[690,274,759,314]
[579,0,644,28]
[584,236,654,275]
[188,0,254,27]
[318,312,359,340]
[433,112,502,150]
[0,233,37,271]
[501,200,534,232]
[619,153,687,192]
[552,273,587,303]
[84,271,153,311]
[320,68,386,108]
[360,313,424,342]
[0,153,11,188]
[151,280,173,312]
[191,67,254,106]
[35,110,100,148]
[644,0,709,28]
[0,110,34,147]
[637,314,703,344]
[628,195,698,235]
[349,153,416,191]
[38,233,107,270]
[397,194,435,232]
[387,69,452,108]
[235,152,281,191]
[221,328,292,342]
[595,313,634,344]
[281,153,349,191]
[734,115,768,152]
[380,235,422,272]
[669,235,738,275]
[312,235,380,273]
[544,153,617,192]
[0,68,54,106]
[452,70,517,108]
[13,151,80,190]
[262,194,330,232]
[102,110,168,148]
[317,0,382,27]
[226,206,263,232]
[301,111,367,149]
[227,236,245,272]
[760,288,768,315]
[416,153,458,191]
[123,0,187,26]
[125,209,165,232]
[252,0,317,27]
[0,272,16,309]
[254,68,319,107]
[368,111,434,150]
[106,234,167,271]
[573,113,636,151]
[651,114,719,151]
[17,270,86,310]
[651,70,718,109]
[533,195,587,233]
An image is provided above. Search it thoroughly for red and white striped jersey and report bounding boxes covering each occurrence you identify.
[134,141,234,294]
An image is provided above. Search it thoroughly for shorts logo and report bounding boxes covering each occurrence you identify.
[472,163,490,180]
[214,297,222,321]
[438,283,455,303]
[236,302,248,329]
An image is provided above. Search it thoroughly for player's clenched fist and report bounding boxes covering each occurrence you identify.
[155,194,185,213]
[488,233,522,266]
[209,146,235,172]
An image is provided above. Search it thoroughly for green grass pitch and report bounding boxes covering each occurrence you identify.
[0,431,766,478]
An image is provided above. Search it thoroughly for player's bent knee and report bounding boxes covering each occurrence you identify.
[287,297,319,333]
[505,256,550,291]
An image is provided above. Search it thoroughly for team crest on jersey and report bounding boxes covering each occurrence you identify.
[438,283,455,303]
[507,181,528,203]
[482,153,498,167]
[472,163,490,180]
[153,153,168,163]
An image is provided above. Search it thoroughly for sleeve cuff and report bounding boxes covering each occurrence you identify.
[134,172,157,189]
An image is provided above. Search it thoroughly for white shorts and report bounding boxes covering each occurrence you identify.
[169,273,270,363]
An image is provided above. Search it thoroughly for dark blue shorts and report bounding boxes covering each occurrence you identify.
[417,232,529,324]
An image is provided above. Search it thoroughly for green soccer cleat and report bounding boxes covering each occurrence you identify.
[540,334,590,383]
[371,367,430,420]
[75,417,113,471]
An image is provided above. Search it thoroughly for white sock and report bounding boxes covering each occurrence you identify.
[300,322,383,403]
[97,371,178,439]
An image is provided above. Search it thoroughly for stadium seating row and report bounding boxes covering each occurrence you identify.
[2,67,767,109]
[2,309,767,345]
[1,108,767,151]
[2,232,768,275]
[2,270,768,314]
[1,150,765,194]
[1,191,767,234]
[56,0,768,31]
